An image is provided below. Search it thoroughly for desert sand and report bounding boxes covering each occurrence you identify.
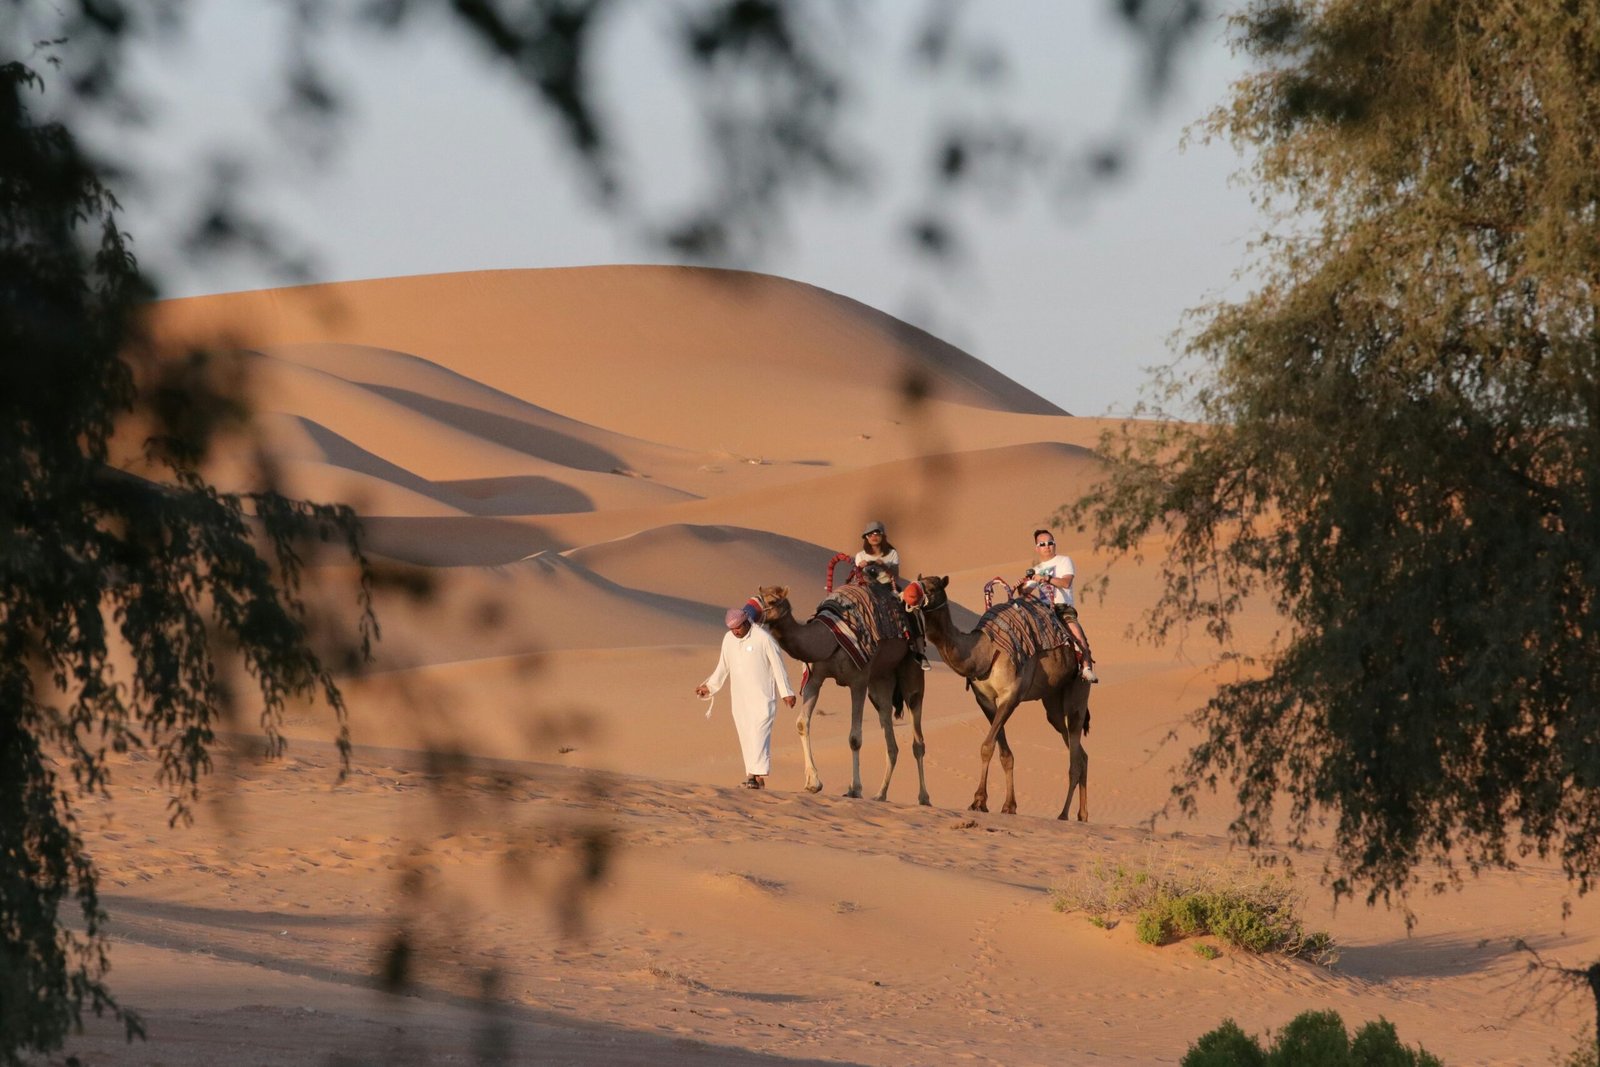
[61,267,1597,1065]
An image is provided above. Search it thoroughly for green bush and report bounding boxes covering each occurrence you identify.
[1180,1011,1441,1066]
[1052,853,1337,962]
[1182,1019,1267,1067]
[1268,1010,1352,1065]
[1135,904,1172,945]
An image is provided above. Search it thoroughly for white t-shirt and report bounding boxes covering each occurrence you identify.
[855,548,900,570]
[1026,553,1075,608]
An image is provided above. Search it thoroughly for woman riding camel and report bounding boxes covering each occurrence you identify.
[855,520,900,581]
[855,520,929,670]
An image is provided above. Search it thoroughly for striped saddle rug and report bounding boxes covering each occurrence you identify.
[813,584,909,670]
[976,597,1073,674]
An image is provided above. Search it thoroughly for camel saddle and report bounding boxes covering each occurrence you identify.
[975,597,1074,675]
[812,584,911,670]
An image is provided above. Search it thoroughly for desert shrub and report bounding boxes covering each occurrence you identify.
[1181,1011,1441,1066]
[1057,856,1335,961]
[1193,942,1221,961]
[1052,857,1166,918]
[1135,904,1172,945]
[1203,893,1285,954]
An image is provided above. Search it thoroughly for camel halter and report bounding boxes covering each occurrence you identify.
[914,580,946,612]
[902,580,925,612]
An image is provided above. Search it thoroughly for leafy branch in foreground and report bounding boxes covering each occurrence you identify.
[1070,0,1600,1049]
[1072,0,1600,907]
[1,57,374,1063]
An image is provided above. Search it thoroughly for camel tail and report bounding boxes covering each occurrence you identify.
[892,680,905,721]
[1084,707,1092,736]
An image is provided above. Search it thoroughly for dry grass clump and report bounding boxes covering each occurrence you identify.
[1051,851,1336,964]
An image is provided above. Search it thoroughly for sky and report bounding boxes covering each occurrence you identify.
[89,1,1265,419]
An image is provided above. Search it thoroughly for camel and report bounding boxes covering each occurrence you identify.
[904,575,1090,820]
[754,585,930,805]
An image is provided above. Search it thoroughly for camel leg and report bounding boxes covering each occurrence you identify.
[1048,681,1091,821]
[972,691,1022,815]
[1071,679,1090,821]
[903,663,930,806]
[969,690,1000,813]
[843,684,866,798]
[868,676,899,802]
[995,725,1018,815]
[795,672,826,794]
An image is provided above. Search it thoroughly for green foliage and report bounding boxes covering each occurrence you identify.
[1270,1010,1352,1065]
[1182,1019,1268,1067]
[1074,0,1600,914]
[1181,1011,1441,1067]
[1135,906,1171,945]
[1192,941,1221,960]
[1555,1029,1599,1067]
[1052,854,1335,961]
[0,54,372,1065]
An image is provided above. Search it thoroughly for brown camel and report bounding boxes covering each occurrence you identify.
[754,585,930,804]
[905,575,1090,820]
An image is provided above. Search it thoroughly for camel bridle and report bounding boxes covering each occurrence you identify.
[912,578,946,613]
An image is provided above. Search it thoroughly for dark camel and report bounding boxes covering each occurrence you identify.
[754,585,930,804]
[905,575,1089,820]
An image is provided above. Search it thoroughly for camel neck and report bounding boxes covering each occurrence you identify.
[768,611,836,663]
[921,601,987,676]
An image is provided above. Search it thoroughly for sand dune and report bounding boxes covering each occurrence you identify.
[74,267,1595,1066]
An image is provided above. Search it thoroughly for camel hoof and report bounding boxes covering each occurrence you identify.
[805,782,823,794]
[843,787,863,799]
[1077,813,1088,822]
[918,795,931,807]
[968,801,988,813]
[1001,804,1017,815]
[871,793,888,802]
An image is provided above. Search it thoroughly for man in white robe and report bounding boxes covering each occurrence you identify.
[695,607,796,789]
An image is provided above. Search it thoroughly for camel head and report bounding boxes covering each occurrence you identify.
[755,585,792,623]
[911,574,950,611]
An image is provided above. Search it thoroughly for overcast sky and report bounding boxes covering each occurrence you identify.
[91,1,1265,419]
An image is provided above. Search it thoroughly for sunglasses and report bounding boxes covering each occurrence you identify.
[1037,540,1054,547]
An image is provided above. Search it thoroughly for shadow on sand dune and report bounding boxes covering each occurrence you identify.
[360,386,630,473]
[97,894,856,1067]
[1333,932,1526,982]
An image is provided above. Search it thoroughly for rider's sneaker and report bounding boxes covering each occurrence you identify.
[1082,663,1100,684]
[916,653,933,671]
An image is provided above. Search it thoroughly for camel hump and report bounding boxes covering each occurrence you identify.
[814,584,911,665]
[977,598,1070,671]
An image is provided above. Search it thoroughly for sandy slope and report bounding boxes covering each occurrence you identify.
[63,267,1597,1065]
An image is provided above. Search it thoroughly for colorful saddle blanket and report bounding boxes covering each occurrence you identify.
[812,584,909,670]
[975,597,1072,674]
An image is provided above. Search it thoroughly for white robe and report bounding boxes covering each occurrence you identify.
[702,625,795,776]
